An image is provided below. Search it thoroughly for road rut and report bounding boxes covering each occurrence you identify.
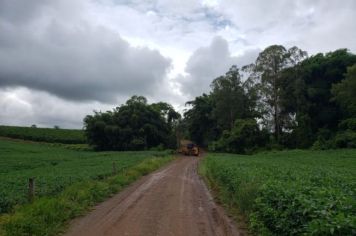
[65,156,245,236]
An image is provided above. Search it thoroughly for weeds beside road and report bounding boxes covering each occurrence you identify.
[0,139,173,236]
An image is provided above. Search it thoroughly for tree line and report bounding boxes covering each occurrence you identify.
[84,96,180,150]
[183,46,356,153]
[84,45,356,153]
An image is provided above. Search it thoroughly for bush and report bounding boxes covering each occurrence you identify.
[209,119,268,154]
[84,96,175,151]
[333,118,356,148]
[334,130,356,148]
[338,118,356,131]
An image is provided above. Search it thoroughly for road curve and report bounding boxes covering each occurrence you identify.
[64,156,245,236]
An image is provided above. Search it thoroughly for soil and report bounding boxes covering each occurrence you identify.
[64,156,246,236]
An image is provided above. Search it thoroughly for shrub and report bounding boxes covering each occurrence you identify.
[333,118,356,148]
[209,119,268,154]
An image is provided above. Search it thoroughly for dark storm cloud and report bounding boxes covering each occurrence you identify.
[0,0,49,23]
[0,1,171,102]
[1,0,355,128]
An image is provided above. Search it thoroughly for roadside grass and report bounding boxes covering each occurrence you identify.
[201,149,356,235]
[198,157,249,231]
[0,157,172,236]
[0,139,173,235]
[0,139,171,214]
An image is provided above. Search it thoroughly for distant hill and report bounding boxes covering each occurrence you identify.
[0,125,86,144]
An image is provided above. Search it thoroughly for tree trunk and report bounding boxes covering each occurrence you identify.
[273,59,280,143]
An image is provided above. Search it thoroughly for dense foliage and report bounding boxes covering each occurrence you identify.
[203,150,356,235]
[332,64,356,117]
[279,49,356,148]
[0,125,85,144]
[84,96,180,150]
[183,47,356,153]
[184,66,265,153]
[209,119,268,154]
[0,139,171,214]
[184,94,218,147]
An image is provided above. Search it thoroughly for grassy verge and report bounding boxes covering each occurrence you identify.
[201,150,356,235]
[198,158,248,231]
[0,156,172,236]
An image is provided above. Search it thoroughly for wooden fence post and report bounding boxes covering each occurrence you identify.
[112,162,117,175]
[28,178,35,202]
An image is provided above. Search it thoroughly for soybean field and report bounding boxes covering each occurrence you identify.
[0,126,85,144]
[0,139,170,214]
[202,150,356,235]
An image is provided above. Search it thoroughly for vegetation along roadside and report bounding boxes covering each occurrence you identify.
[201,150,356,235]
[0,139,173,236]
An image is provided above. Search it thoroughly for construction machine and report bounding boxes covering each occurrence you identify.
[178,140,199,156]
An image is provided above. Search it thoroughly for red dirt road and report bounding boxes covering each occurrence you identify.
[64,157,245,236]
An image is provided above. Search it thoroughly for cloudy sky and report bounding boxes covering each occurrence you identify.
[0,0,355,128]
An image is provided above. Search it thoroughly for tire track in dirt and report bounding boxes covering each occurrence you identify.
[64,156,246,236]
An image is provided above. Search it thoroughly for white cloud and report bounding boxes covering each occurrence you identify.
[177,36,259,98]
[0,0,355,127]
[0,87,115,128]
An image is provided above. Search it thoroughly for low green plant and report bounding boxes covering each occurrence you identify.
[0,139,171,214]
[202,150,356,235]
[1,157,172,236]
[0,125,85,144]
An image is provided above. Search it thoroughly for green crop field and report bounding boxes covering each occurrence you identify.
[0,139,171,215]
[0,125,85,144]
[202,150,356,235]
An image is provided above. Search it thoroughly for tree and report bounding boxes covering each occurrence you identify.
[280,49,356,147]
[83,96,177,150]
[252,45,307,143]
[184,94,217,146]
[126,95,147,105]
[150,102,181,127]
[332,64,356,117]
[209,119,268,154]
[184,66,261,148]
[331,64,356,148]
[210,66,252,131]
[150,102,181,148]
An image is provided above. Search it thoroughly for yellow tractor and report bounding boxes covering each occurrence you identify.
[178,140,199,156]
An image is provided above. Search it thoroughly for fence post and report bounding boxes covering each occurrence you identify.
[112,162,117,175]
[28,178,35,202]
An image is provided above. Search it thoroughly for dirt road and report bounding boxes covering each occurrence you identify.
[65,157,245,236]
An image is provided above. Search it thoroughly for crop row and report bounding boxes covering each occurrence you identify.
[0,139,171,214]
[203,150,356,235]
[0,125,85,144]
